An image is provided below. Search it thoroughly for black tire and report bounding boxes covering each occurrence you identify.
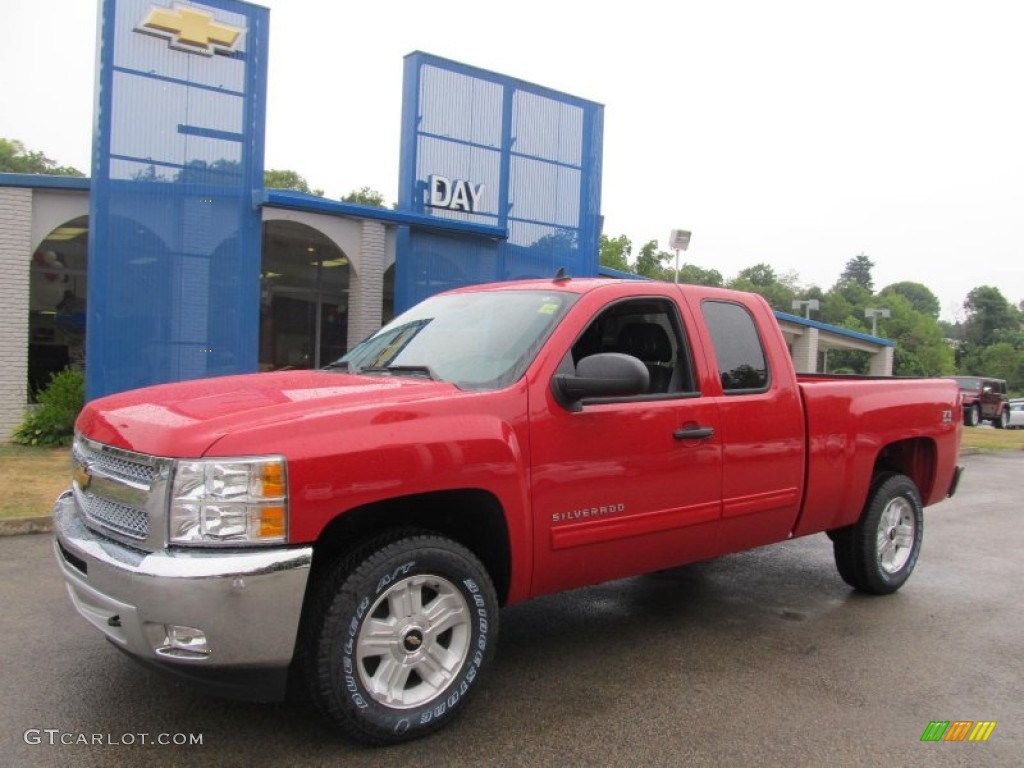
[993,408,1008,429]
[832,472,923,595]
[964,404,980,427]
[303,531,498,745]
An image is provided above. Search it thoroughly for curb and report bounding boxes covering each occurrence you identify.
[0,516,53,537]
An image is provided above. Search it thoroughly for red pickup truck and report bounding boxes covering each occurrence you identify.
[54,278,962,744]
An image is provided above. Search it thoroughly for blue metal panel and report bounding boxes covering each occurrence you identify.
[397,52,604,311]
[87,0,268,401]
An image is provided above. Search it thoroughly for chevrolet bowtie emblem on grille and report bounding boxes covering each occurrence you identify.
[136,4,243,57]
[74,461,92,492]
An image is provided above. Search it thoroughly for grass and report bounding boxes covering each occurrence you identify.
[960,425,1024,452]
[0,444,70,520]
[0,424,1021,521]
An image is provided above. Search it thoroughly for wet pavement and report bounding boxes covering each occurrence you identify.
[2,452,1020,767]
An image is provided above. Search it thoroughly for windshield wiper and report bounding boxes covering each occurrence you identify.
[357,365,439,380]
[322,360,350,371]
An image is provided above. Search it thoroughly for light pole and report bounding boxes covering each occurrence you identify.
[791,299,820,319]
[864,307,890,336]
[669,229,691,283]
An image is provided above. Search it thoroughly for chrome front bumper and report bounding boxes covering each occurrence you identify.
[53,490,313,700]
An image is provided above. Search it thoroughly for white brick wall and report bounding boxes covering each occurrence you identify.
[790,326,819,373]
[0,188,32,440]
[869,345,895,376]
[347,220,387,349]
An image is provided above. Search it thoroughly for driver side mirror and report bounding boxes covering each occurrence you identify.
[552,353,650,412]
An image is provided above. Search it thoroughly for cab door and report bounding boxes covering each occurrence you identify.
[528,289,722,597]
[691,295,806,554]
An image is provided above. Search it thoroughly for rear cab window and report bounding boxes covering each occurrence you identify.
[700,300,770,393]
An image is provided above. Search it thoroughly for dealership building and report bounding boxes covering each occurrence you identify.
[0,0,893,439]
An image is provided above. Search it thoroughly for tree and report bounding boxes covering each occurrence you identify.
[599,234,631,272]
[676,263,724,287]
[264,169,324,197]
[728,263,798,311]
[962,286,1021,350]
[970,342,1024,393]
[341,186,388,208]
[840,252,875,292]
[0,138,83,176]
[879,281,940,319]
[735,263,778,288]
[878,294,955,376]
[635,239,673,280]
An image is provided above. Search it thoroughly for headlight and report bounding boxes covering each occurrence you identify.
[169,457,288,546]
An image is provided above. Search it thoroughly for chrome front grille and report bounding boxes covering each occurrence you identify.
[72,435,170,549]
[73,440,158,486]
[78,495,149,539]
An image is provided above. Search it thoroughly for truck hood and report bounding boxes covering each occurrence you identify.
[76,370,463,457]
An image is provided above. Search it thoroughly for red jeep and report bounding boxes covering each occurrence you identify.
[952,376,1010,427]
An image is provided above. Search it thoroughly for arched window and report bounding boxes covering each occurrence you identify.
[260,221,350,369]
[28,216,88,398]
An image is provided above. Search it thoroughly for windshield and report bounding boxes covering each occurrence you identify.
[335,290,576,390]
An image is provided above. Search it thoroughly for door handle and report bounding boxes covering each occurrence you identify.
[673,426,714,440]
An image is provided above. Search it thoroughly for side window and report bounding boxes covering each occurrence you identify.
[701,300,769,393]
[567,298,696,395]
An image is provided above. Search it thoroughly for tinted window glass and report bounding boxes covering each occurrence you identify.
[702,301,769,392]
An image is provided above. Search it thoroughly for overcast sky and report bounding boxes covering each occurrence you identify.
[4,0,1022,321]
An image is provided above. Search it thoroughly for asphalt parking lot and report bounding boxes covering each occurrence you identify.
[2,452,1021,767]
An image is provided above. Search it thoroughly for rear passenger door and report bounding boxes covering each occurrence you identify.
[694,297,806,553]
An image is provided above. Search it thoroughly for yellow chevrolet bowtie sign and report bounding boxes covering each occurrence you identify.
[136,4,243,56]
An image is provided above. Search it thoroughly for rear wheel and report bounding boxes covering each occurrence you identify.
[833,472,923,595]
[994,408,1008,429]
[303,531,498,744]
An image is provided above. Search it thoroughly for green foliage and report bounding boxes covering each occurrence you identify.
[12,368,84,447]
[0,138,83,176]
[599,234,632,272]
[965,342,1024,390]
[962,285,1021,349]
[341,186,388,208]
[879,281,940,319]
[840,252,875,291]
[635,239,673,280]
[728,263,798,311]
[677,263,724,287]
[264,169,324,197]
[880,294,955,376]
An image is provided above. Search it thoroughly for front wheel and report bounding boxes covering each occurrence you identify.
[964,404,980,427]
[833,472,923,595]
[303,532,498,744]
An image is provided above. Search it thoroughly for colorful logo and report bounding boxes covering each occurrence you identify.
[920,721,997,742]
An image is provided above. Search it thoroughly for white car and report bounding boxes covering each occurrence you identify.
[1009,400,1024,429]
